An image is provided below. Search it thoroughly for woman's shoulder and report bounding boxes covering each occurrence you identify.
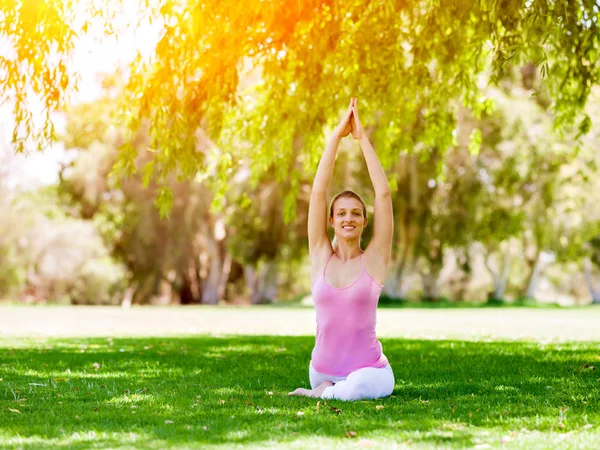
[363,246,388,285]
[310,243,333,265]
[309,245,333,284]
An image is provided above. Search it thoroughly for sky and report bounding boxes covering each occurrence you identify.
[2,1,161,190]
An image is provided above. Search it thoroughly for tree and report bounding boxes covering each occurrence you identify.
[0,145,27,298]
[58,84,322,305]
[58,96,223,305]
[585,237,600,303]
[3,0,600,218]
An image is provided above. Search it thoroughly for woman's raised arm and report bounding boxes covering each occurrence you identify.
[308,100,353,256]
[351,98,393,264]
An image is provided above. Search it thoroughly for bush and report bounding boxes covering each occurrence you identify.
[67,257,127,305]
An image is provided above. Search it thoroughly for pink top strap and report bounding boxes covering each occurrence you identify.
[322,252,335,276]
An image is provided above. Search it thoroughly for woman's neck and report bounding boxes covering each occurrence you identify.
[334,240,363,262]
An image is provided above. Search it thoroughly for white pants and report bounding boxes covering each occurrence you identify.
[309,362,395,401]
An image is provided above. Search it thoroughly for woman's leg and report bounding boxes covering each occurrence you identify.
[288,363,345,397]
[309,362,346,389]
[320,364,395,401]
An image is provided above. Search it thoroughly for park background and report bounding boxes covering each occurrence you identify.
[2,2,600,449]
[1,1,600,308]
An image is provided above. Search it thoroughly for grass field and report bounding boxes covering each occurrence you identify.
[1,306,600,449]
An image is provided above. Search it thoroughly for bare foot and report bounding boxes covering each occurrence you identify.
[288,387,311,396]
[288,381,334,398]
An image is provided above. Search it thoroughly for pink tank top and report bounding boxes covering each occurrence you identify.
[310,252,389,376]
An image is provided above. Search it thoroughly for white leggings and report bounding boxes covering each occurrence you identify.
[309,362,395,401]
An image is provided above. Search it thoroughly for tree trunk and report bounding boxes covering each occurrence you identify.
[199,221,228,305]
[419,255,442,301]
[243,265,258,303]
[498,248,511,299]
[191,256,202,300]
[131,270,161,305]
[420,271,440,301]
[386,153,422,298]
[452,273,469,302]
[202,251,223,305]
[523,251,542,300]
[394,234,418,297]
[249,260,278,304]
[484,245,511,302]
[217,252,232,301]
[179,270,195,305]
[397,276,413,299]
[121,286,133,309]
[583,258,600,304]
[383,261,413,299]
[260,260,278,303]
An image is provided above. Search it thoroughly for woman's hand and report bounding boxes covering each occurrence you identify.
[332,98,354,140]
[350,97,365,141]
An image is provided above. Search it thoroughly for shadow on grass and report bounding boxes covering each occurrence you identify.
[1,336,599,449]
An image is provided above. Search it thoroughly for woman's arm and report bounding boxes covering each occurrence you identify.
[308,100,353,256]
[351,99,393,263]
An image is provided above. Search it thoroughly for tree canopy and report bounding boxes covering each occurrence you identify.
[2,0,600,219]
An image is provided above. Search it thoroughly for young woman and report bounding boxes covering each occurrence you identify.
[288,98,395,401]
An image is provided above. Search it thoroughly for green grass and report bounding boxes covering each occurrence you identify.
[1,335,600,449]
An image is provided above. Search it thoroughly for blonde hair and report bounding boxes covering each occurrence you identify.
[329,190,367,251]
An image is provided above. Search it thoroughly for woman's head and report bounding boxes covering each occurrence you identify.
[329,190,368,248]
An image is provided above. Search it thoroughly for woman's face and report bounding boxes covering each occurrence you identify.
[330,197,367,240]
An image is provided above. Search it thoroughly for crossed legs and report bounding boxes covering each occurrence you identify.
[288,362,394,401]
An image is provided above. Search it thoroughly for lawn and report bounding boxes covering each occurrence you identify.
[1,306,599,449]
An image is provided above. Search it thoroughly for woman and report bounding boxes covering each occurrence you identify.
[288,98,394,401]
